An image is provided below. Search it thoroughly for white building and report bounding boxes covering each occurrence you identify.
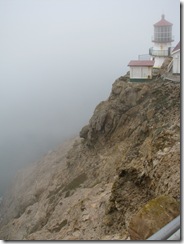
[128,60,155,82]
[149,15,174,68]
[172,42,180,74]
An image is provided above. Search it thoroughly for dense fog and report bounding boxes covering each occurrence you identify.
[0,0,180,196]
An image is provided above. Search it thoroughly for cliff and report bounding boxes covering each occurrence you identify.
[0,74,180,240]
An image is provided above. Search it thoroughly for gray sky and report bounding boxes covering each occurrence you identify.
[0,0,180,195]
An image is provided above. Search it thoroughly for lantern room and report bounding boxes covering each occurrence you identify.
[149,15,174,68]
[153,14,173,43]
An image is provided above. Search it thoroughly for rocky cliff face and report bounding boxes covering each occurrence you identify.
[0,75,180,240]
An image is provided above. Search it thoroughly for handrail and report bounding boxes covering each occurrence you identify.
[149,48,169,57]
[167,229,180,240]
[167,59,173,72]
[147,215,180,240]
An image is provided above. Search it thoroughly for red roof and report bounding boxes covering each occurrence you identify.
[128,60,155,67]
[172,41,180,53]
[154,15,172,26]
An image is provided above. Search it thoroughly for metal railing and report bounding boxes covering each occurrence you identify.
[149,48,170,57]
[167,229,180,240]
[147,215,180,240]
[167,59,173,72]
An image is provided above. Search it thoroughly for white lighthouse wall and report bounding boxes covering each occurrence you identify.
[152,57,166,68]
[172,51,180,74]
[152,42,172,68]
[153,42,172,51]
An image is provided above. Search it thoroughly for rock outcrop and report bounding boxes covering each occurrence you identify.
[0,75,180,240]
[128,195,180,240]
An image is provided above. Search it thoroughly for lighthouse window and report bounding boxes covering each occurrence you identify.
[154,24,172,42]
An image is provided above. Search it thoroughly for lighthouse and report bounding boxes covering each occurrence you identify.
[149,15,174,68]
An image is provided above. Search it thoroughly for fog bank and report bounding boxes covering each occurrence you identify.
[0,0,180,195]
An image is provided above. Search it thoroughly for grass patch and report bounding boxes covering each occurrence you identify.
[62,173,87,193]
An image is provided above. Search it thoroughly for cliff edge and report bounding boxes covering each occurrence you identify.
[0,75,180,240]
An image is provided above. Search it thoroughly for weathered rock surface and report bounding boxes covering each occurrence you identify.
[0,75,180,240]
[128,195,180,240]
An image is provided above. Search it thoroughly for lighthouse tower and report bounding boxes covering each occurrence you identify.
[149,15,174,68]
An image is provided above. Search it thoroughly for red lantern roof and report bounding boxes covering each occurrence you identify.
[172,42,180,53]
[128,60,155,67]
[154,14,173,27]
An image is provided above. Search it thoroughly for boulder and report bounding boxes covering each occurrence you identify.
[79,125,89,139]
[128,195,180,240]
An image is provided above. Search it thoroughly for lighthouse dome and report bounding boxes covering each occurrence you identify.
[154,14,173,27]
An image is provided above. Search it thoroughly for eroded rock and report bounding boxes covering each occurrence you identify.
[0,75,180,240]
[128,195,180,240]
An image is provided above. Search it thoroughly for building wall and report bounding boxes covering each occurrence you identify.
[151,42,172,68]
[130,66,152,79]
[153,42,172,51]
[152,56,165,68]
[172,51,180,74]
